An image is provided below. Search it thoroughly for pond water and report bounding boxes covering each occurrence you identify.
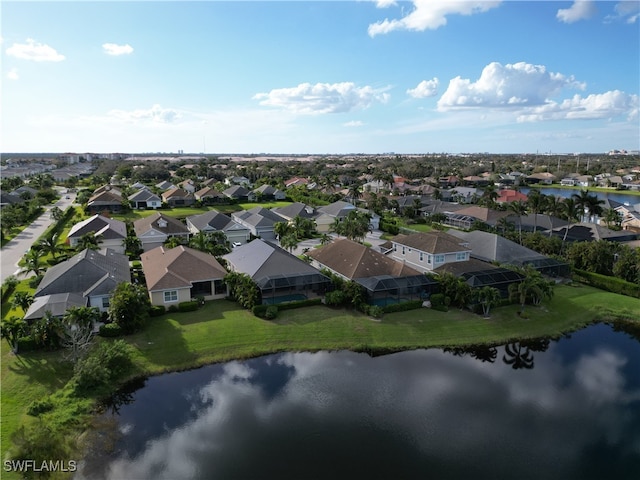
[78,323,640,480]
[519,187,639,206]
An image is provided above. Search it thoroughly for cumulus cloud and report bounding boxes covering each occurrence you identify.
[407,78,439,98]
[516,90,639,122]
[107,104,181,124]
[438,61,585,110]
[6,68,19,80]
[102,43,134,56]
[253,82,390,115]
[368,0,501,37]
[5,38,65,62]
[557,1,597,23]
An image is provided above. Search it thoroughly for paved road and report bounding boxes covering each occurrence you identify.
[1,192,76,284]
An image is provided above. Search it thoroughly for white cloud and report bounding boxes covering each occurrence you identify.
[368,0,501,37]
[102,43,134,56]
[407,78,439,98]
[343,120,364,127]
[606,2,640,24]
[6,68,19,81]
[253,82,390,115]
[557,1,597,24]
[375,0,397,7]
[516,90,639,122]
[107,104,181,124]
[5,38,65,62]
[438,61,585,110]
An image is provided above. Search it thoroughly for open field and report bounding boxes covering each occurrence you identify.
[1,283,638,478]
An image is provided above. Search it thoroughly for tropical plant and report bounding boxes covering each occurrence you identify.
[0,316,27,353]
[526,190,546,233]
[602,208,622,230]
[571,189,603,223]
[22,248,46,277]
[474,286,501,317]
[32,311,64,350]
[77,232,102,251]
[274,221,294,240]
[503,342,535,370]
[12,291,34,313]
[544,194,563,237]
[164,236,185,248]
[507,200,528,245]
[49,206,64,222]
[60,306,100,363]
[108,282,151,334]
[39,232,62,260]
[561,197,580,246]
[223,271,260,309]
[279,233,299,253]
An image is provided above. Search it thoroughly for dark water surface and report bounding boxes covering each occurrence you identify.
[79,323,640,480]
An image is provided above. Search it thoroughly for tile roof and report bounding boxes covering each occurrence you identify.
[141,245,227,291]
[307,238,421,279]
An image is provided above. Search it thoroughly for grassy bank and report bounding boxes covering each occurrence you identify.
[1,284,639,478]
[527,183,640,196]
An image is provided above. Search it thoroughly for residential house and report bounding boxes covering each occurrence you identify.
[307,238,437,306]
[86,189,124,214]
[128,188,162,210]
[448,187,480,204]
[67,214,127,254]
[31,248,130,313]
[526,172,556,185]
[156,180,177,191]
[133,212,190,251]
[496,189,528,204]
[223,185,256,202]
[162,188,195,207]
[615,202,640,233]
[11,186,39,199]
[24,293,86,322]
[253,184,286,201]
[448,229,570,277]
[439,175,460,188]
[178,179,197,193]
[284,176,309,188]
[315,200,380,232]
[0,190,25,207]
[551,222,638,243]
[186,210,250,245]
[194,187,226,204]
[231,207,284,240]
[223,239,331,304]
[387,231,471,274]
[141,245,228,307]
[271,202,317,222]
[442,205,511,229]
[224,175,251,187]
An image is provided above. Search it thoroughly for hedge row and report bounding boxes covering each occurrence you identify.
[573,269,640,298]
[381,300,423,314]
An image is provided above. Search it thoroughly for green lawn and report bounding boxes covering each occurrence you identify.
[527,183,640,196]
[1,283,638,477]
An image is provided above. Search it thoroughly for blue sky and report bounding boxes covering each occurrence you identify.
[2,1,638,154]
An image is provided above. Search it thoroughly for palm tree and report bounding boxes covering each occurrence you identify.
[12,291,34,314]
[78,232,101,251]
[507,200,528,245]
[189,231,212,253]
[526,190,546,233]
[164,236,185,248]
[348,183,362,205]
[319,233,332,246]
[571,189,603,223]
[602,208,622,229]
[479,184,498,208]
[503,343,535,370]
[280,233,299,253]
[0,316,26,353]
[561,197,580,246]
[22,248,46,277]
[544,195,563,238]
[274,221,294,240]
[475,286,501,317]
[123,235,143,257]
[39,232,62,260]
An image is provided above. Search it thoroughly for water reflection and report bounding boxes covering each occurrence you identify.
[79,324,640,480]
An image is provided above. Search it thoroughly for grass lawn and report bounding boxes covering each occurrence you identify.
[1,283,638,477]
[528,183,640,196]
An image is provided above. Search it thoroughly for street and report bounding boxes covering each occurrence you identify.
[0,191,76,284]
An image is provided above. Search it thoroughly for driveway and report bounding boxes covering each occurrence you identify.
[1,192,76,284]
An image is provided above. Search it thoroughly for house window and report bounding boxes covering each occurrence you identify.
[435,255,445,263]
[456,252,467,261]
[214,280,226,295]
[427,255,432,264]
[402,246,406,255]
[419,252,424,262]
[164,290,178,303]
[101,297,110,309]
[393,244,397,252]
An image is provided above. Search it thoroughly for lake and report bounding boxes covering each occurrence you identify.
[520,187,639,206]
[78,323,640,480]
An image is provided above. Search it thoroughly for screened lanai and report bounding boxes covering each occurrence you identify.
[356,274,439,307]
[257,272,332,305]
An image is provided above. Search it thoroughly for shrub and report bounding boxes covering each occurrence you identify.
[178,301,200,312]
[430,294,449,312]
[73,340,132,393]
[381,300,423,314]
[74,354,110,391]
[325,290,347,306]
[368,305,384,319]
[16,336,39,352]
[276,298,322,311]
[150,305,166,317]
[573,269,640,298]
[265,306,278,320]
[27,398,54,416]
[28,275,43,289]
[252,305,268,318]
[99,323,123,337]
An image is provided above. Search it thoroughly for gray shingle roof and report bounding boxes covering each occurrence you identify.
[133,212,190,236]
[68,214,127,241]
[24,293,87,321]
[187,210,235,232]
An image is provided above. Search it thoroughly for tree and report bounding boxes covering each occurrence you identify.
[0,316,26,353]
[12,291,34,314]
[507,200,528,245]
[39,232,62,260]
[224,271,260,309]
[280,233,299,253]
[348,183,362,205]
[526,190,546,233]
[561,197,580,246]
[508,266,554,308]
[50,206,64,222]
[60,306,100,364]
[32,311,64,350]
[544,194,563,238]
[478,184,498,208]
[571,189,603,223]
[602,208,622,230]
[123,235,143,257]
[22,248,46,277]
[78,232,101,251]
[274,221,294,240]
[108,282,151,334]
[612,245,640,284]
[331,210,372,243]
[503,342,535,370]
[474,286,501,317]
[164,236,185,248]
[319,233,332,245]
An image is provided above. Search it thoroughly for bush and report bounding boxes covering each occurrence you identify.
[150,305,166,317]
[252,305,268,318]
[28,275,43,289]
[430,294,450,312]
[573,269,640,298]
[276,298,322,311]
[325,290,347,306]
[27,398,54,416]
[16,336,39,352]
[381,300,423,314]
[167,305,178,312]
[265,306,278,320]
[99,323,123,337]
[178,301,200,312]
[73,340,132,393]
[368,305,384,319]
